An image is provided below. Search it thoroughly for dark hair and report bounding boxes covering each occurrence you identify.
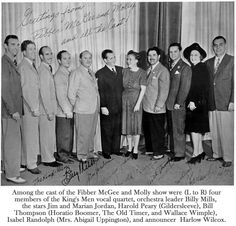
[39,46,49,56]
[57,50,68,60]
[101,49,113,59]
[79,50,92,59]
[4,35,18,45]
[168,42,182,51]
[212,36,227,45]
[21,40,35,52]
[147,47,161,56]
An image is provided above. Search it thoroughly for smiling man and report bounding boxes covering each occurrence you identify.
[2,35,26,183]
[206,36,234,167]
[142,47,170,160]
[38,46,62,168]
[68,50,100,162]
[166,43,192,162]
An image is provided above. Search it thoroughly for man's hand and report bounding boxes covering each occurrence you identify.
[134,103,140,112]
[188,101,196,111]
[154,106,161,113]
[12,112,20,120]
[66,112,73,119]
[174,104,180,110]
[47,114,54,121]
[32,110,40,117]
[101,107,109,115]
[228,102,234,111]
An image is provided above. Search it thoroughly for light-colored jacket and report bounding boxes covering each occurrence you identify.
[143,62,170,114]
[18,57,41,116]
[38,62,57,116]
[54,66,73,117]
[68,65,100,114]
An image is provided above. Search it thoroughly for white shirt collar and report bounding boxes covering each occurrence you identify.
[106,65,116,72]
[150,61,159,70]
[215,53,225,64]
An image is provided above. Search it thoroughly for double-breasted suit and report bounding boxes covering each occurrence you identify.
[96,65,123,155]
[68,65,100,159]
[142,62,170,156]
[18,57,41,170]
[2,54,23,178]
[166,59,192,157]
[206,54,234,162]
[38,62,57,163]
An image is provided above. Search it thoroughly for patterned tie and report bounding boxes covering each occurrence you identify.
[49,65,53,73]
[88,68,93,77]
[214,57,220,74]
[112,68,116,75]
[32,62,37,71]
[13,59,17,67]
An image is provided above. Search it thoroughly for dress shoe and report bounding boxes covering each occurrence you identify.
[206,157,223,161]
[199,152,206,160]
[88,153,99,159]
[222,161,232,167]
[43,161,63,167]
[145,151,153,155]
[187,156,199,164]
[124,150,132,157]
[63,159,74,164]
[171,156,185,162]
[132,153,138,160]
[20,164,27,168]
[6,176,26,184]
[28,167,41,174]
[20,167,26,172]
[152,154,164,160]
[102,153,111,159]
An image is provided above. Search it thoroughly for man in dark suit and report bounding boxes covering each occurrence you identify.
[2,35,26,183]
[96,49,123,159]
[206,36,234,167]
[166,43,192,161]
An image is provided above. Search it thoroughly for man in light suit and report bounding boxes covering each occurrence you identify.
[38,46,62,167]
[143,47,170,160]
[68,50,100,162]
[2,35,26,183]
[54,50,74,164]
[166,43,192,161]
[95,49,124,159]
[18,40,41,174]
[206,36,234,167]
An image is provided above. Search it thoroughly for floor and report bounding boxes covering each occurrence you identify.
[1,141,233,186]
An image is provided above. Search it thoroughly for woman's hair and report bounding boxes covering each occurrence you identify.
[127,50,140,60]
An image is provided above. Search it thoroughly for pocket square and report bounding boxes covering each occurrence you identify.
[175,70,180,75]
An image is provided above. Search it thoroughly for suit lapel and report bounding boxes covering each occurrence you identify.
[171,59,182,76]
[4,55,20,76]
[215,54,229,76]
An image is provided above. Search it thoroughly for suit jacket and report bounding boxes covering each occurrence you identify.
[18,57,41,116]
[206,54,234,111]
[1,54,23,118]
[166,58,192,110]
[143,62,170,114]
[68,65,100,114]
[95,65,123,115]
[38,62,57,116]
[54,66,73,117]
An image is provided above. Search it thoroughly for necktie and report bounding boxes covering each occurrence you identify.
[112,68,116,74]
[32,62,37,71]
[88,69,93,77]
[13,59,17,67]
[214,58,220,74]
[49,65,53,73]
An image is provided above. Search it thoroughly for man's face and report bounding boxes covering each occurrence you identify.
[148,50,159,65]
[213,38,226,57]
[104,52,116,67]
[40,47,53,65]
[5,38,20,57]
[59,52,71,69]
[24,43,36,61]
[80,51,92,68]
[169,46,181,61]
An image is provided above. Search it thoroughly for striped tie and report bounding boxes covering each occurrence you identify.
[214,58,220,74]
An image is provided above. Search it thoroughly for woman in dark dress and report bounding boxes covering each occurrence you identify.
[183,43,210,164]
[122,50,147,159]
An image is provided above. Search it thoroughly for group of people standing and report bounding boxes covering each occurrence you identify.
[1,34,234,184]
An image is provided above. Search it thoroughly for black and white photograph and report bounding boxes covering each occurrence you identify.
[0,0,235,225]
